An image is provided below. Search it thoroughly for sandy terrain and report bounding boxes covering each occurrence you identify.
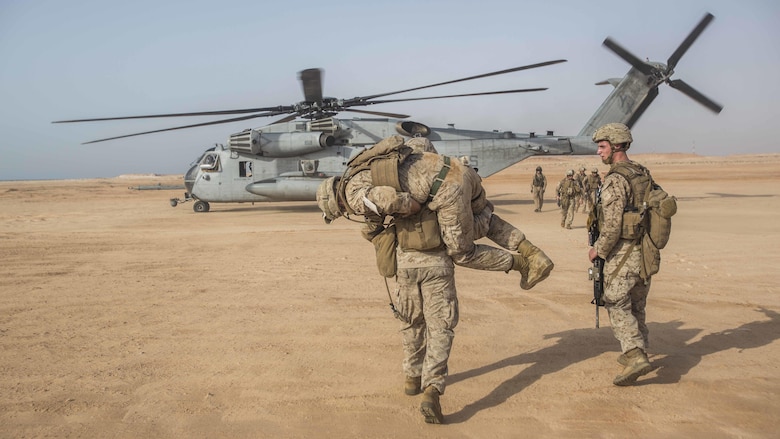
[1,153,779,438]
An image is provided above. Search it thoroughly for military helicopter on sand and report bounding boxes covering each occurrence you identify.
[54,13,721,213]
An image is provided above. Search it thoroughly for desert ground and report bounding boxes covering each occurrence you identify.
[1,153,779,438]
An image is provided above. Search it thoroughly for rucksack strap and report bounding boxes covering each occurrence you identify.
[428,156,451,202]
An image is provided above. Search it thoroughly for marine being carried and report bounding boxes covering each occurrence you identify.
[317,135,554,290]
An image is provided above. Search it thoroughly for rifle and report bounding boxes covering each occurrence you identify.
[588,212,605,328]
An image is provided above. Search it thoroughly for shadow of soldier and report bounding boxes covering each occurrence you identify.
[641,307,780,386]
[443,326,615,424]
[443,308,779,423]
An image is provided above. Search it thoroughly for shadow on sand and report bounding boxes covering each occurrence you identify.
[444,308,779,424]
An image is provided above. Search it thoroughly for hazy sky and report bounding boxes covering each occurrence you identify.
[1,0,778,180]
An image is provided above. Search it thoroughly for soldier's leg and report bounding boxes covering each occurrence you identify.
[565,203,575,228]
[604,247,652,385]
[396,268,426,393]
[419,266,458,395]
[630,279,651,347]
[432,178,514,272]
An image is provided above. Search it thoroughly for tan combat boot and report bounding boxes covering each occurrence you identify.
[512,240,555,290]
[404,376,421,396]
[613,348,653,386]
[419,386,443,424]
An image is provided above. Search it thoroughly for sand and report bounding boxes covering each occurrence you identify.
[1,153,779,438]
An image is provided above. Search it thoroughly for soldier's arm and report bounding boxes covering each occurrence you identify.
[593,175,628,259]
[364,186,420,217]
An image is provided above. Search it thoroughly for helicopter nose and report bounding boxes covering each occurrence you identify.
[184,165,198,194]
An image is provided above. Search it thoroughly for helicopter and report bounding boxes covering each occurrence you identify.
[54,13,721,213]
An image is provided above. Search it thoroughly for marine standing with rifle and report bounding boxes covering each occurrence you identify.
[587,123,654,386]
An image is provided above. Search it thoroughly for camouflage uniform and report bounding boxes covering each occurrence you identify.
[574,168,587,212]
[344,153,522,272]
[593,166,651,354]
[556,172,581,229]
[530,167,547,212]
[394,247,457,395]
[584,169,602,213]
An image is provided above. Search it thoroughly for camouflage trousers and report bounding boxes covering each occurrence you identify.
[532,187,545,211]
[603,241,651,353]
[395,265,458,395]
[581,190,595,213]
[431,168,522,272]
[560,198,576,227]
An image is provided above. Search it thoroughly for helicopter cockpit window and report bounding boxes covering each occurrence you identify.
[200,153,220,171]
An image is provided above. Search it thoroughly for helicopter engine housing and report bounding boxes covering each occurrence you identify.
[229,130,335,157]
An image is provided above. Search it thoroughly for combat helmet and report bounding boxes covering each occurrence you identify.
[566,169,574,176]
[592,123,633,149]
[316,177,343,224]
[592,168,599,174]
[536,166,542,172]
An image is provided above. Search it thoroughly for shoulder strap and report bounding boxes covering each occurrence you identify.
[428,156,451,201]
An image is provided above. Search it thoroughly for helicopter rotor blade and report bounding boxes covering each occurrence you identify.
[667,79,723,114]
[352,59,566,102]
[602,38,655,76]
[81,111,285,144]
[358,88,548,105]
[343,108,411,119]
[52,106,294,123]
[299,68,323,103]
[667,12,714,70]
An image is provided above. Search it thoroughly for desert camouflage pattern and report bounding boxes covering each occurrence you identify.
[595,166,651,354]
[344,152,519,272]
[584,171,602,213]
[405,137,438,154]
[394,247,456,394]
[574,168,587,212]
[592,122,633,148]
[602,241,651,353]
[556,176,581,228]
[315,176,342,223]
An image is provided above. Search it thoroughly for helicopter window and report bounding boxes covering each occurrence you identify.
[200,153,220,171]
[239,161,253,177]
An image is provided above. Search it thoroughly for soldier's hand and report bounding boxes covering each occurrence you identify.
[404,199,422,216]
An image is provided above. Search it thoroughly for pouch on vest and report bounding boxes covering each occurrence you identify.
[395,206,443,251]
[621,211,644,240]
[640,233,661,279]
[372,224,397,278]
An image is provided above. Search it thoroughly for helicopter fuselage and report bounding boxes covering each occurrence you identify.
[175,117,595,212]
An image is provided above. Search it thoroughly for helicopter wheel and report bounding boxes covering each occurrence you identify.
[193,200,210,213]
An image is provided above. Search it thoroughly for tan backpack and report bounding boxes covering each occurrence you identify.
[609,162,677,279]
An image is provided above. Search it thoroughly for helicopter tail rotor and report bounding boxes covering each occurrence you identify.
[602,12,722,114]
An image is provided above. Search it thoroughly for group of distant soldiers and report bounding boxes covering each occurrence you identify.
[531,165,602,228]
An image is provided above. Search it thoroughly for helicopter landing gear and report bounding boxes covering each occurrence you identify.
[193,200,210,213]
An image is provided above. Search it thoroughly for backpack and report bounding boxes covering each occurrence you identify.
[609,162,677,279]
[338,135,449,277]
